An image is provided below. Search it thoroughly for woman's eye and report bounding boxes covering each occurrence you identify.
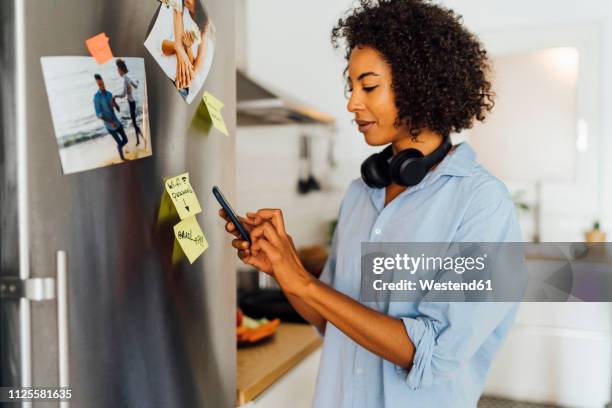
[363,85,379,93]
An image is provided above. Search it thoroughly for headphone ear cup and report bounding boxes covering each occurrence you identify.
[361,152,391,188]
[389,149,427,187]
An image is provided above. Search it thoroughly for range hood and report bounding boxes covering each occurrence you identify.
[237,70,335,126]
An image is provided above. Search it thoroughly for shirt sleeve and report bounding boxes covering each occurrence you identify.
[318,179,361,287]
[314,180,362,337]
[312,222,340,338]
[398,178,522,390]
[116,78,128,99]
[93,95,102,118]
[400,301,518,390]
[318,224,339,287]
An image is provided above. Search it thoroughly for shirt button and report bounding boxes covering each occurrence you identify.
[356,368,364,375]
[375,228,382,235]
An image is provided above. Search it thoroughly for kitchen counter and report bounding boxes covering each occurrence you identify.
[237,323,323,405]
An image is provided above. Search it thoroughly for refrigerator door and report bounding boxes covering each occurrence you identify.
[1,0,23,400]
[2,0,236,407]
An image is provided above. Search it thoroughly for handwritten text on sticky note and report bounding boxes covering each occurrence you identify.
[85,33,113,65]
[164,173,202,220]
[203,91,229,136]
[174,216,209,264]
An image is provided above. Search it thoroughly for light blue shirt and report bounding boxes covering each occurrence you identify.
[94,90,121,132]
[313,142,522,408]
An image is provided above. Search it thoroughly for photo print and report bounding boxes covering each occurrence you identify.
[41,56,151,174]
[145,0,216,104]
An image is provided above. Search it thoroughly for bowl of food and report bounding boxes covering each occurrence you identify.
[236,308,280,347]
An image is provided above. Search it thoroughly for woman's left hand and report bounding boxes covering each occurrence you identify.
[248,209,314,296]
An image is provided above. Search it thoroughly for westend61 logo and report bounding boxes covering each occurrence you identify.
[361,242,612,302]
[371,253,487,275]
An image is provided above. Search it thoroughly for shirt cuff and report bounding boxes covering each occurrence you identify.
[397,316,436,390]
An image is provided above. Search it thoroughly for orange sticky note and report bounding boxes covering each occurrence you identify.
[85,33,113,64]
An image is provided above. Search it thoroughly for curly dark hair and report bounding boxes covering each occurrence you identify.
[331,0,494,138]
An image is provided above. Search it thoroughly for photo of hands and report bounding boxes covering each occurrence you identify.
[145,0,216,104]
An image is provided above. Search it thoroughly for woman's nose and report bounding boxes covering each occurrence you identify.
[347,92,364,113]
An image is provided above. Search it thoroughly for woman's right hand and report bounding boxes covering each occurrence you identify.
[175,45,194,88]
[182,31,195,48]
[218,208,273,274]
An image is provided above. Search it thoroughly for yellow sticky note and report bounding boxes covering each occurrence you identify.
[203,91,224,110]
[164,173,202,220]
[173,216,209,264]
[203,91,229,136]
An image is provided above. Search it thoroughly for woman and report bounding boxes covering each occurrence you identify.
[160,0,210,96]
[113,59,144,147]
[221,1,521,407]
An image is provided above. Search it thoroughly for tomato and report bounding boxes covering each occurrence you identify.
[236,308,243,327]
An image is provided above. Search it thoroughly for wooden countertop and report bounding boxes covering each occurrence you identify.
[237,323,323,405]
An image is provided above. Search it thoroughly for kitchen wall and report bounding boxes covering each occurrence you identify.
[236,0,374,251]
[443,0,612,242]
[235,124,353,248]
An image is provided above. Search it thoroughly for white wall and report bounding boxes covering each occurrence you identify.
[236,0,374,249]
[444,0,612,242]
[242,0,372,158]
[467,41,592,242]
[235,124,355,248]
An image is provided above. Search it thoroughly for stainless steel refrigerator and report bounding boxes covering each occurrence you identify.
[1,0,236,407]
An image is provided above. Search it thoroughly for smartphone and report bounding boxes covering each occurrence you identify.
[212,186,251,244]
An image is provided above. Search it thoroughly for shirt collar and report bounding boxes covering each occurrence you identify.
[366,142,477,211]
[433,141,476,178]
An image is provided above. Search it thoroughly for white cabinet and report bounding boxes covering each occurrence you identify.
[485,302,612,407]
[245,349,322,408]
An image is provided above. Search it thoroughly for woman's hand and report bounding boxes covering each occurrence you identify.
[182,31,195,48]
[218,209,273,274]
[174,45,194,89]
[248,209,314,296]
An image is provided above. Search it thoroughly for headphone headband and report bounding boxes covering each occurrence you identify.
[420,136,452,168]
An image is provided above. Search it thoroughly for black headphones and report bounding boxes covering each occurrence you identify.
[360,137,453,188]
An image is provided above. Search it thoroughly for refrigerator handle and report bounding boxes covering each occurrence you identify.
[56,250,70,408]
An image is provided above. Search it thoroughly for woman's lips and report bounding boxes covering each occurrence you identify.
[356,120,375,133]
